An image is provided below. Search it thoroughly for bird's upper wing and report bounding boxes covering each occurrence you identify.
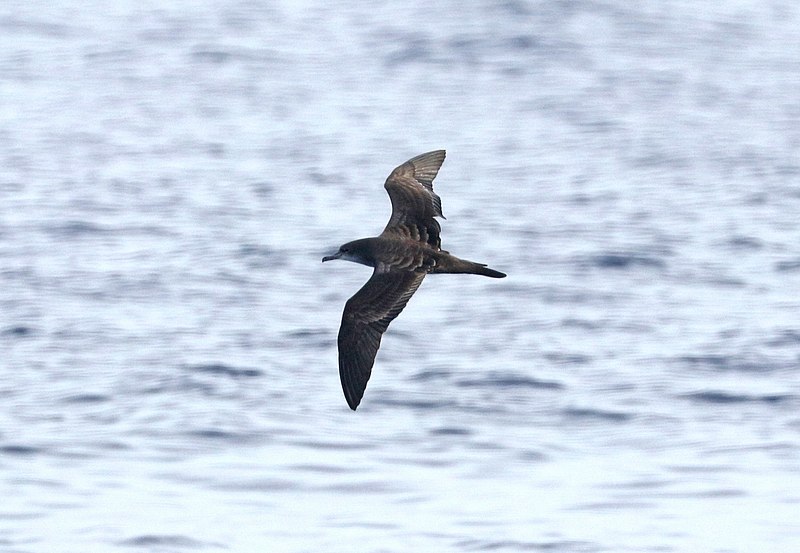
[338,269,426,410]
[381,150,446,249]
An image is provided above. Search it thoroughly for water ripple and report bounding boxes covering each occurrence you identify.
[562,407,634,423]
[1,325,34,337]
[456,373,563,390]
[185,363,263,378]
[682,391,794,405]
[118,535,221,549]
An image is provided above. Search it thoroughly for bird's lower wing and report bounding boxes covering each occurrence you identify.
[338,270,426,410]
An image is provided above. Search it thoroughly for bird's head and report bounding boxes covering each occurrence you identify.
[322,240,372,266]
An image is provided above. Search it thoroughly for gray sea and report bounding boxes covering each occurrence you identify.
[1,1,799,552]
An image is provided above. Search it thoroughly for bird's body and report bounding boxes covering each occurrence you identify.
[331,236,505,277]
[323,150,506,410]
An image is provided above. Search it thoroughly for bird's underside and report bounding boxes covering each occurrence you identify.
[323,150,506,410]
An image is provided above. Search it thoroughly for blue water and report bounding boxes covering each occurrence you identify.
[2,2,799,552]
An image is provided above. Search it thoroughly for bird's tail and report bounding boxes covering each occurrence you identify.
[432,254,507,278]
[472,264,507,278]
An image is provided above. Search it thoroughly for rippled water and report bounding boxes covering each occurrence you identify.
[2,1,799,552]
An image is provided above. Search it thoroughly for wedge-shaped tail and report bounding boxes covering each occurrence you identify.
[472,264,506,278]
[431,254,507,278]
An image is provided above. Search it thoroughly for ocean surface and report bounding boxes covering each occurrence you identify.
[1,1,799,552]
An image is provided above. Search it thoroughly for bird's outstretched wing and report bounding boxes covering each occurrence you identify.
[338,270,426,410]
[382,150,446,249]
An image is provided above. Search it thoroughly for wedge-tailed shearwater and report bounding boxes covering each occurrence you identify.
[323,150,506,410]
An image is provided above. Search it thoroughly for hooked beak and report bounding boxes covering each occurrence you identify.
[322,252,341,262]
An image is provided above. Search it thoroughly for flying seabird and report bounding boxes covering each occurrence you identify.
[322,150,506,410]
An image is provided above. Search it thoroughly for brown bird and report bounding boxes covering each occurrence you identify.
[322,150,506,410]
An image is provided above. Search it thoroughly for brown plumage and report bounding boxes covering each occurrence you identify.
[322,150,506,410]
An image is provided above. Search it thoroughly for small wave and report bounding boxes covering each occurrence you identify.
[410,368,452,381]
[282,328,330,350]
[376,397,459,410]
[290,463,353,474]
[727,235,763,250]
[654,488,747,499]
[191,49,234,65]
[384,34,433,67]
[682,391,793,405]
[186,363,262,378]
[118,534,218,549]
[678,354,783,372]
[560,318,602,330]
[775,259,800,272]
[46,220,109,237]
[458,538,599,552]
[679,354,733,370]
[237,242,288,268]
[544,352,592,365]
[569,500,654,511]
[207,478,297,493]
[184,429,259,446]
[62,393,110,404]
[429,426,472,436]
[0,445,43,456]
[457,373,563,390]
[0,16,74,38]
[1,325,34,337]
[583,252,666,270]
[562,407,633,423]
[767,330,800,347]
